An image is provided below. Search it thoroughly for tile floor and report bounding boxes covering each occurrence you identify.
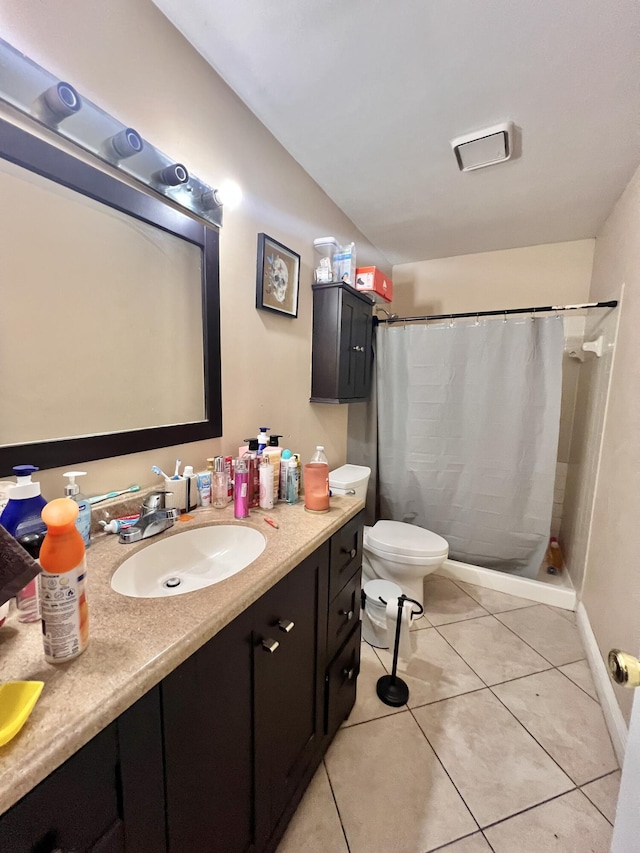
[276,576,620,853]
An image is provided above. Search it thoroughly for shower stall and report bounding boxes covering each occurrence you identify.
[349,299,619,609]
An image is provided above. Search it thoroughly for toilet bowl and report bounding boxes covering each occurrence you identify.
[363,521,449,607]
[327,464,449,608]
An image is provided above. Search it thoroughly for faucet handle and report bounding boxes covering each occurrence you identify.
[143,491,171,512]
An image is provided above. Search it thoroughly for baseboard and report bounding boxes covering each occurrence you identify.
[437,558,577,610]
[576,601,627,766]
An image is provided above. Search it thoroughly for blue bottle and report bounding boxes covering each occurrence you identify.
[0,465,47,538]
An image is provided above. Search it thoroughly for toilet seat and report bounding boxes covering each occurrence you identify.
[366,520,448,560]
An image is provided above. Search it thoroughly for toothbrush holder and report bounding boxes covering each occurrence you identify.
[163,478,187,513]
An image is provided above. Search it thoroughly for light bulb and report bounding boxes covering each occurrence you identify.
[216,179,243,209]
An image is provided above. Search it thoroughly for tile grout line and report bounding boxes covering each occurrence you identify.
[492,604,586,668]
[407,705,482,840]
[579,770,621,827]
[322,757,352,853]
[486,679,614,790]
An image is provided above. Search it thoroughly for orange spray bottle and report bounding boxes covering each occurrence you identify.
[39,498,89,663]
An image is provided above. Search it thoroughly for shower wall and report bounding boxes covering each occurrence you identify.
[560,305,620,594]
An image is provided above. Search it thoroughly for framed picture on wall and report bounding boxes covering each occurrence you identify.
[256,233,300,318]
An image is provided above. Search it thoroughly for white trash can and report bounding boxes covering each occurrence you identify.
[361,578,403,648]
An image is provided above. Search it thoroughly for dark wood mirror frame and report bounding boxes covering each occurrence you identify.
[0,117,222,474]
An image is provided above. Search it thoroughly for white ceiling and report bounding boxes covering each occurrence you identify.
[153,0,640,265]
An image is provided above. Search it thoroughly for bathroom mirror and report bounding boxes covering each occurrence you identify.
[0,117,222,474]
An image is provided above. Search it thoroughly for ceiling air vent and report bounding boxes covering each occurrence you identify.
[451,122,514,172]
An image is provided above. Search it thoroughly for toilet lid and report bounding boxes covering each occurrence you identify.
[367,520,449,558]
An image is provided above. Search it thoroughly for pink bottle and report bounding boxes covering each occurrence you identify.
[234,458,250,519]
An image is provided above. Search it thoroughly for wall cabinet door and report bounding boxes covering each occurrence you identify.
[162,611,255,853]
[311,283,373,403]
[253,542,329,847]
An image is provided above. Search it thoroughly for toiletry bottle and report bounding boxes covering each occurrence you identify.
[265,435,283,503]
[234,458,250,519]
[0,465,48,620]
[310,445,329,465]
[0,465,47,539]
[259,457,274,510]
[243,439,261,508]
[257,427,270,457]
[225,456,234,502]
[286,456,300,505]
[15,531,44,622]
[39,498,89,663]
[197,470,212,507]
[279,450,292,502]
[212,456,228,508]
[62,471,91,547]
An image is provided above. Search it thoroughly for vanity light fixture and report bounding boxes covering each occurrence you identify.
[451,121,515,172]
[154,162,190,186]
[0,36,225,227]
[107,127,144,161]
[38,81,82,123]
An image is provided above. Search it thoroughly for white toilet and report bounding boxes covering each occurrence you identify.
[329,464,449,608]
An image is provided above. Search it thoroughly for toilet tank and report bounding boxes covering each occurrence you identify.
[329,464,371,501]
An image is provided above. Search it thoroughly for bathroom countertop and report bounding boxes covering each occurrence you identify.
[0,495,363,816]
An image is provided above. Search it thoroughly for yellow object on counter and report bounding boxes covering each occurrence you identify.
[0,681,44,746]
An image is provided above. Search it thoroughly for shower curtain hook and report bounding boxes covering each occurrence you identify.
[503,310,508,324]
[555,308,560,321]
[475,312,480,327]
[530,311,535,322]
[449,314,455,328]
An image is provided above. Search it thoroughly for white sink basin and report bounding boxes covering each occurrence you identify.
[110,525,266,598]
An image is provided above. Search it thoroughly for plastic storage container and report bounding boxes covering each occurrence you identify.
[313,237,339,283]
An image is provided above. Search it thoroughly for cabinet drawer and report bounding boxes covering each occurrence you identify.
[329,511,363,601]
[325,623,361,740]
[327,569,361,663]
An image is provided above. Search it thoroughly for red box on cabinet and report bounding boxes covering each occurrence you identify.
[354,267,393,303]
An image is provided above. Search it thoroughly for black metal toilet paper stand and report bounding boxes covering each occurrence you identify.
[376,594,424,707]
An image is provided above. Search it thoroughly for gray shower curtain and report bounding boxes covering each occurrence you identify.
[376,317,564,577]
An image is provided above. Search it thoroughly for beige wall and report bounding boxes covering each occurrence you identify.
[0,0,390,498]
[391,240,594,318]
[582,162,640,725]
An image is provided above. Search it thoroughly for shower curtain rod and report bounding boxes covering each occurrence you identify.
[374,300,618,324]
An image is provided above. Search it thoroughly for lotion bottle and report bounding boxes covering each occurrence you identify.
[39,498,89,663]
[259,457,274,510]
[279,450,292,502]
[63,471,91,547]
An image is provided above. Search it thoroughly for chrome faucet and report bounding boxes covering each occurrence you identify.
[119,491,179,544]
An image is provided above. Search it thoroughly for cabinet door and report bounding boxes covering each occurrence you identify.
[162,611,255,853]
[340,288,372,400]
[0,724,121,853]
[253,542,329,847]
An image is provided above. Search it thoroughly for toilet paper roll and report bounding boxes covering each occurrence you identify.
[386,597,414,661]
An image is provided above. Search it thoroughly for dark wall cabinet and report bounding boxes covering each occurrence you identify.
[0,514,364,853]
[311,283,373,403]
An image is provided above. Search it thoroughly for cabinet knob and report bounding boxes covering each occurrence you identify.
[339,609,354,622]
[261,638,280,653]
[341,546,357,559]
[343,667,355,681]
[278,619,295,633]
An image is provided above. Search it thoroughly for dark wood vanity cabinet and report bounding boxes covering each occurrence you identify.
[0,688,165,853]
[0,513,364,853]
[311,283,374,403]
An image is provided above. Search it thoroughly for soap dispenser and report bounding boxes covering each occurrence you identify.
[0,465,47,538]
[257,427,271,457]
[63,471,91,547]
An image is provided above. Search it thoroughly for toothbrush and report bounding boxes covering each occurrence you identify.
[88,485,141,506]
[173,458,181,480]
[151,465,171,481]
